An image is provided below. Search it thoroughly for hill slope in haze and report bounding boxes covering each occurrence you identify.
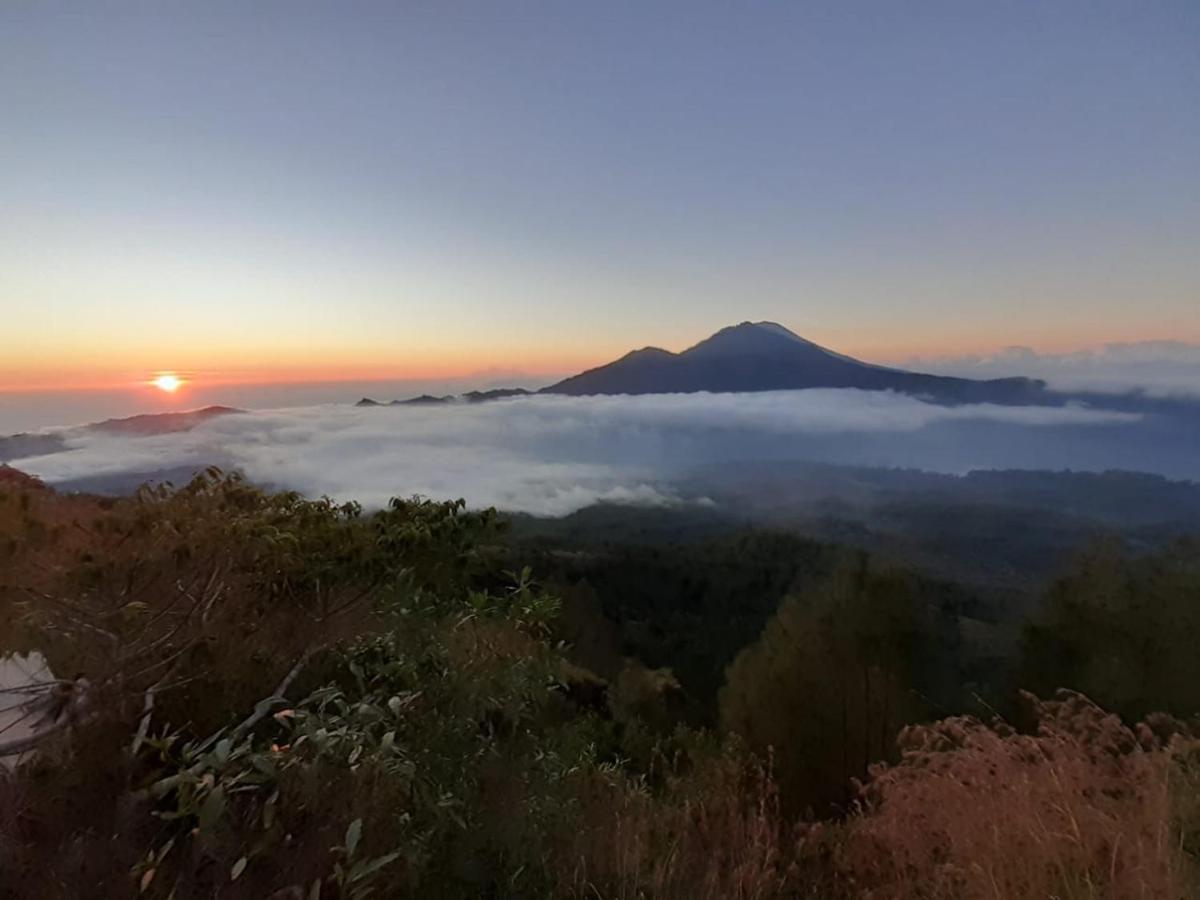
[0,405,243,464]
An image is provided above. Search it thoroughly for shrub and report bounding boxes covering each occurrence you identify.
[834,690,1200,899]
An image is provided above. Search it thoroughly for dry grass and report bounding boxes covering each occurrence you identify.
[555,750,809,900]
[549,692,1200,900]
[835,690,1199,899]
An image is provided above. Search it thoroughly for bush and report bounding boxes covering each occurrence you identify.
[834,690,1200,899]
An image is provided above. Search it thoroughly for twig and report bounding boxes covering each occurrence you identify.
[0,699,49,739]
[120,641,199,686]
[0,716,71,758]
[0,679,89,758]
[229,648,317,742]
[139,649,321,799]
[131,679,161,755]
[0,680,70,696]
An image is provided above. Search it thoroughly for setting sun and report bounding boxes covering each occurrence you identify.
[151,374,183,393]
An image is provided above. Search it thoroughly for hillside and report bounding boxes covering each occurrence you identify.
[0,469,1198,898]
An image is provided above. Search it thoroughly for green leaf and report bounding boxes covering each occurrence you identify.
[197,785,226,831]
[349,851,401,883]
[155,836,177,863]
[345,818,363,857]
[230,856,247,881]
[214,738,232,767]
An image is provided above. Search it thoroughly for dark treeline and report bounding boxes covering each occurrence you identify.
[508,514,1200,817]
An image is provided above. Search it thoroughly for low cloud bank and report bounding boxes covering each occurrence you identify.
[904,341,1200,397]
[11,389,1151,516]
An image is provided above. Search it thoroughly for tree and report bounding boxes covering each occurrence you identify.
[1022,537,1200,722]
[719,552,929,814]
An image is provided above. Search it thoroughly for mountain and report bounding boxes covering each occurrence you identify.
[0,432,66,463]
[89,405,243,435]
[357,389,533,407]
[397,394,454,406]
[543,321,1048,404]
[461,388,533,403]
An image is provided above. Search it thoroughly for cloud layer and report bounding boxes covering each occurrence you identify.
[904,341,1200,397]
[10,390,1155,516]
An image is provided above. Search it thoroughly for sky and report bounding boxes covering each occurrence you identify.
[1,1,1198,398]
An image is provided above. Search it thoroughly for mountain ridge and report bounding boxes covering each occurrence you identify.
[542,321,1048,404]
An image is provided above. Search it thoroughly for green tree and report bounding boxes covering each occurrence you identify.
[1022,537,1200,721]
[719,553,929,814]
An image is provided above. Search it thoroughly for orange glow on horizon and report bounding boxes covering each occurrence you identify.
[0,322,1196,394]
[0,358,561,393]
[0,359,585,394]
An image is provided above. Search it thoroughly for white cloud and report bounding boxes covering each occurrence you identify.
[12,390,1142,516]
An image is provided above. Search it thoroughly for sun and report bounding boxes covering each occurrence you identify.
[151,374,183,393]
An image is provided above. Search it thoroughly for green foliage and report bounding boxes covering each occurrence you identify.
[3,470,1200,898]
[1022,537,1200,721]
[0,471,585,896]
[509,524,985,725]
[719,553,931,813]
[512,529,841,718]
[122,559,585,894]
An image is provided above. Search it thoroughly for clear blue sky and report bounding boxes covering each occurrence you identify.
[1,1,1197,390]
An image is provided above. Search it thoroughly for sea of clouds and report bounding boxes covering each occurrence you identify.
[904,340,1200,398]
[10,390,1155,516]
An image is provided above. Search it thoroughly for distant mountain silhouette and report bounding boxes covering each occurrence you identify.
[0,406,244,464]
[543,322,1048,404]
[357,389,533,407]
[0,432,66,463]
[90,405,244,435]
[461,388,534,403]
[398,394,454,406]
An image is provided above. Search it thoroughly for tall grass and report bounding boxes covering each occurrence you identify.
[550,692,1200,899]
[836,690,1198,898]
[553,749,807,900]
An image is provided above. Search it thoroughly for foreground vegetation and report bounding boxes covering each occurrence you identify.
[1,466,1198,898]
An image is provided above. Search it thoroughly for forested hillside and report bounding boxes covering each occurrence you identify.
[1,467,1198,898]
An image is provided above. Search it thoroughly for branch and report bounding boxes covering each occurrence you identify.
[139,649,321,799]
[318,583,377,623]
[0,680,70,696]
[0,717,71,758]
[229,648,317,742]
[130,680,160,755]
[0,679,90,758]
